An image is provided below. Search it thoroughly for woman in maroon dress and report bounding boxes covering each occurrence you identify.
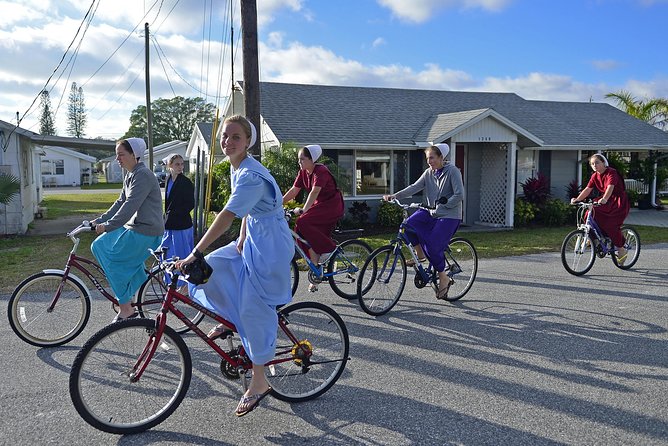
[571,153,630,262]
[283,145,344,290]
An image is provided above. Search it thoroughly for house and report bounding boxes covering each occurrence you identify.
[100,139,188,184]
[0,119,115,235]
[220,81,668,227]
[41,145,96,187]
[185,122,224,175]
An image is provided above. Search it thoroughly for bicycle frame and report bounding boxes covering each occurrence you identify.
[286,211,360,279]
[48,226,165,312]
[577,204,614,255]
[131,270,309,383]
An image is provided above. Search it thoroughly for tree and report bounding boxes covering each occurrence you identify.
[0,173,21,205]
[66,82,87,138]
[38,90,56,135]
[605,90,668,130]
[122,96,217,146]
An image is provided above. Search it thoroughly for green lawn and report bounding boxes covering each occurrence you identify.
[40,193,120,219]
[2,191,667,293]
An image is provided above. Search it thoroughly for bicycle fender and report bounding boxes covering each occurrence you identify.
[42,269,92,298]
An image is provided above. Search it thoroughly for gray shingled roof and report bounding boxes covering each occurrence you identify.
[256,82,668,148]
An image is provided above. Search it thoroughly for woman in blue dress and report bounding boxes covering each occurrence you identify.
[160,153,194,287]
[177,115,293,417]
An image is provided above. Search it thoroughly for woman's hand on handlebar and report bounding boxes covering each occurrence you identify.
[175,254,196,271]
[382,194,395,202]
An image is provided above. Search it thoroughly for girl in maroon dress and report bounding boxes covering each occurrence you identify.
[283,145,344,290]
[571,153,630,263]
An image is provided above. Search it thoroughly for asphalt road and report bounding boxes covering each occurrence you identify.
[2,245,667,445]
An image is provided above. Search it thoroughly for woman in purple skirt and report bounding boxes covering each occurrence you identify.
[383,143,464,299]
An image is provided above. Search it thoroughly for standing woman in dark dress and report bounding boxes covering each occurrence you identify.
[161,154,194,283]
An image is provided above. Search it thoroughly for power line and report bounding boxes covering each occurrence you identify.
[2,0,99,151]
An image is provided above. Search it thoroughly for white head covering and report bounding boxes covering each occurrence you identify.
[434,143,450,158]
[305,144,322,162]
[126,137,146,159]
[162,153,180,165]
[596,153,609,167]
[246,117,257,147]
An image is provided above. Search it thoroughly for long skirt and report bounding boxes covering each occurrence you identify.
[91,228,162,304]
[592,199,630,247]
[190,215,293,365]
[295,196,344,255]
[404,209,460,272]
[160,227,194,285]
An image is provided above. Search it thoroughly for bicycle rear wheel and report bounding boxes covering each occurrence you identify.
[442,238,478,301]
[136,269,204,334]
[357,245,406,316]
[290,258,299,296]
[8,272,91,347]
[561,229,596,276]
[69,318,192,435]
[611,226,640,270]
[268,301,349,402]
[327,239,372,300]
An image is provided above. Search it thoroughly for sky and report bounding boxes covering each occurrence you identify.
[1,0,667,140]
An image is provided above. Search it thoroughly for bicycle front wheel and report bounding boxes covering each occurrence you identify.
[8,272,91,347]
[612,226,640,270]
[136,269,204,334]
[327,239,372,300]
[268,301,349,402]
[69,318,192,435]
[442,238,478,301]
[561,229,596,276]
[357,245,406,316]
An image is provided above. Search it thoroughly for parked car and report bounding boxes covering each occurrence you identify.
[154,168,167,186]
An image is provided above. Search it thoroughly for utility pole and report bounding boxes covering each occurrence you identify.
[145,22,154,168]
[241,0,260,159]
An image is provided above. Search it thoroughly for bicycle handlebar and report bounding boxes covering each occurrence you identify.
[571,200,602,207]
[387,198,435,211]
[67,221,96,238]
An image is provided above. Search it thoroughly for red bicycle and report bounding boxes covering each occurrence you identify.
[68,252,350,434]
[7,222,203,347]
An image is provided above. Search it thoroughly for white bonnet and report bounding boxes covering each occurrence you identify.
[305,144,322,162]
[433,143,450,158]
[126,137,146,159]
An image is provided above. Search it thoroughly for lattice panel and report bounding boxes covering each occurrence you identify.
[479,146,508,226]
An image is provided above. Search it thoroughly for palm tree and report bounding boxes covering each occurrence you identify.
[605,90,668,130]
[0,173,21,205]
[606,90,668,208]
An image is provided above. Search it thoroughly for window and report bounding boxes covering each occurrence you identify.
[334,152,354,197]
[356,151,390,195]
[393,151,409,192]
[516,149,536,195]
[41,159,65,175]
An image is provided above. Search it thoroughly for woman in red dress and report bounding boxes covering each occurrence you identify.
[283,145,344,289]
[571,153,631,262]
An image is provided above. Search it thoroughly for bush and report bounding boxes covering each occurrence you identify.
[349,201,370,226]
[376,200,404,227]
[514,198,538,226]
[565,179,581,200]
[539,198,570,226]
[521,172,551,206]
[626,189,639,207]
